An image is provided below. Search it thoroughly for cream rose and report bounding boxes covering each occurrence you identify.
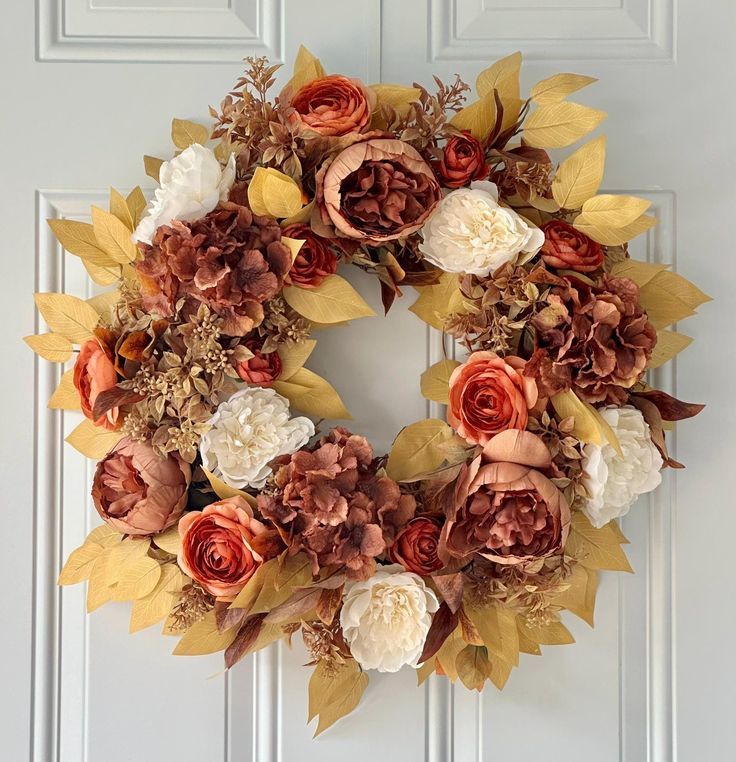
[199,387,314,490]
[581,406,663,528]
[134,144,236,244]
[340,564,439,672]
[419,181,544,276]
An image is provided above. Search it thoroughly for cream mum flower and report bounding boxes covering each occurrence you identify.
[581,406,663,528]
[340,564,439,673]
[418,181,544,276]
[199,387,314,490]
[134,144,236,244]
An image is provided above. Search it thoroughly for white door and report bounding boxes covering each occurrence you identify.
[1,2,732,761]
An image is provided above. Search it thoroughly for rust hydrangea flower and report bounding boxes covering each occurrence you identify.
[136,190,292,336]
[528,275,657,404]
[257,427,416,579]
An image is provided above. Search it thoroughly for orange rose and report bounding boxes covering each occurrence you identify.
[178,497,269,599]
[290,75,374,136]
[74,335,121,430]
[389,516,443,575]
[448,351,538,446]
[540,220,603,273]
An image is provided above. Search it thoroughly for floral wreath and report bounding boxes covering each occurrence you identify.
[27,48,709,733]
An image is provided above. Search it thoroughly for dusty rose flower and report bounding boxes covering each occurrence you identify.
[540,220,603,273]
[74,333,121,431]
[235,339,282,386]
[281,223,337,288]
[316,138,441,244]
[436,132,490,189]
[448,351,538,447]
[389,516,444,575]
[92,437,191,536]
[529,275,657,404]
[290,75,374,137]
[177,497,269,599]
[136,191,292,336]
[258,427,415,579]
[440,430,570,565]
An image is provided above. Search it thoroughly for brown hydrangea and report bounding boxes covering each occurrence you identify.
[136,187,292,336]
[528,275,657,404]
[257,427,416,580]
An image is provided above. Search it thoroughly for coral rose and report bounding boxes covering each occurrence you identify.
[177,497,269,599]
[92,437,191,536]
[440,430,570,565]
[74,334,121,430]
[316,138,441,244]
[235,339,282,386]
[448,351,538,447]
[540,220,603,273]
[290,75,374,137]
[389,516,444,575]
[281,223,337,288]
[436,132,490,189]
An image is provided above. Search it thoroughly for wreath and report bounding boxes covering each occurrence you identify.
[27,47,709,733]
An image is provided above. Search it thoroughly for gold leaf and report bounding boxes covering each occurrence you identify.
[551,136,607,210]
[409,272,466,330]
[171,118,209,149]
[65,419,122,459]
[416,659,436,685]
[464,600,520,667]
[230,557,278,611]
[202,468,257,507]
[648,331,693,369]
[434,627,466,682]
[554,565,598,626]
[173,609,237,656]
[143,155,164,182]
[87,552,115,613]
[530,73,597,105]
[277,339,317,380]
[565,513,633,572]
[272,367,351,420]
[282,199,314,226]
[283,274,375,323]
[476,51,522,103]
[59,541,107,585]
[312,660,369,736]
[573,213,656,246]
[24,333,73,363]
[550,390,621,455]
[281,235,305,263]
[249,553,313,615]
[638,269,711,329]
[386,418,458,482]
[521,620,575,646]
[46,219,111,264]
[91,206,138,264]
[106,538,151,588]
[109,188,134,231]
[34,292,99,342]
[450,93,497,142]
[578,194,651,228]
[420,359,461,405]
[153,526,182,555]
[370,83,421,123]
[130,565,184,633]
[523,102,607,149]
[247,167,304,219]
[48,369,80,410]
[285,45,326,94]
[83,259,121,286]
[87,290,120,320]
[126,187,147,228]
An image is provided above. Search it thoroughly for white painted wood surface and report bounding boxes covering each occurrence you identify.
[1,1,733,760]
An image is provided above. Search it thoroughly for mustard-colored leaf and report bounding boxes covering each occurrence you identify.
[24,333,73,363]
[283,274,375,323]
[273,367,351,420]
[65,419,122,459]
[420,359,461,405]
[171,118,209,149]
[202,468,257,507]
[554,565,598,626]
[91,206,139,264]
[109,187,134,230]
[573,213,657,246]
[143,155,164,182]
[409,272,467,331]
[648,331,693,369]
[476,51,522,104]
[523,102,606,149]
[579,194,652,228]
[450,93,497,142]
[34,292,99,342]
[48,369,80,410]
[550,390,621,456]
[130,564,185,633]
[386,418,460,482]
[551,136,607,210]
[47,219,112,265]
[173,609,237,656]
[248,167,303,219]
[530,73,597,105]
[277,339,317,381]
[565,513,633,572]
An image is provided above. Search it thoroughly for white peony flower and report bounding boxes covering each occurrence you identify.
[133,144,236,244]
[340,564,439,673]
[581,406,663,528]
[418,180,544,276]
[199,387,314,490]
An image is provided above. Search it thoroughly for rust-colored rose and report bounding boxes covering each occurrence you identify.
[436,132,490,189]
[177,497,269,599]
[92,437,191,536]
[389,516,444,575]
[74,334,121,431]
[540,220,603,273]
[290,75,374,137]
[235,339,282,386]
[440,430,570,565]
[448,351,538,447]
[281,223,338,288]
[316,138,442,244]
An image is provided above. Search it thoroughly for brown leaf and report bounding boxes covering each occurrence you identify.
[316,586,343,625]
[215,601,248,633]
[224,613,267,669]
[91,386,144,421]
[263,587,321,624]
[431,572,465,613]
[418,602,459,664]
[633,390,705,421]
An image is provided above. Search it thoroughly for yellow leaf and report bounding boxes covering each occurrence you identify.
[173,609,237,656]
[24,333,73,363]
[554,565,598,626]
[83,259,122,286]
[578,194,651,228]
[530,73,597,105]
[283,274,375,323]
[552,136,607,210]
[648,331,693,369]
[33,292,99,342]
[59,542,107,585]
[638,270,711,329]
[456,645,492,692]
[230,557,278,611]
[144,155,164,182]
[87,290,120,320]
[420,359,461,405]
[312,660,369,736]
[202,468,257,507]
[386,418,459,482]
[282,199,314,227]
[609,259,667,287]
[476,51,522,103]
[126,187,147,228]
[47,219,112,265]
[565,513,633,572]
[130,564,184,633]
[249,553,313,615]
[523,102,606,149]
[285,45,326,94]
[521,620,575,646]
[277,339,317,381]
[273,367,351,420]
[550,390,621,456]
[153,526,182,555]
[416,660,436,686]
[464,600,520,667]
[109,188,134,230]
[574,213,657,246]
[48,369,80,410]
[87,552,116,613]
[450,93,497,142]
[409,272,466,330]
[171,118,209,149]
[370,83,421,123]
[434,627,466,682]
[91,206,138,264]
[65,419,122,459]
[247,167,304,219]
[281,235,305,263]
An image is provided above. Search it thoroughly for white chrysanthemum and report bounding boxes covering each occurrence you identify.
[133,144,236,244]
[340,564,439,673]
[199,387,314,490]
[418,181,544,276]
[582,406,663,528]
